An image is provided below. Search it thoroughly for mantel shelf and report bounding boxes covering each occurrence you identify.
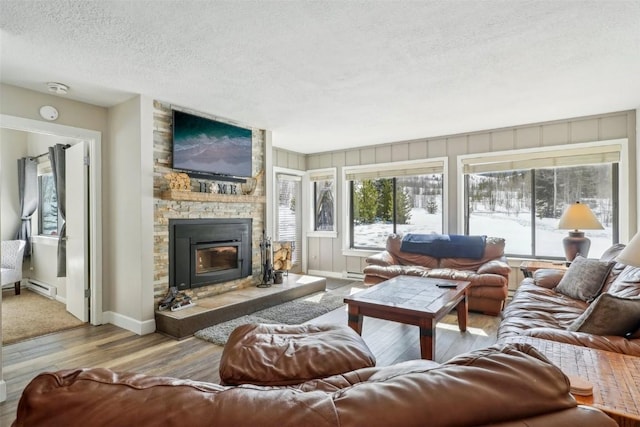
[160,190,265,203]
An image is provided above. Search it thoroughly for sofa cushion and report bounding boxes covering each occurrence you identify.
[219,323,376,386]
[555,256,613,302]
[497,282,588,340]
[568,293,640,336]
[440,237,506,270]
[386,233,439,268]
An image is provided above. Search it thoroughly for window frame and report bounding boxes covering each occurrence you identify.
[457,140,627,259]
[306,167,338,238]
[342,158,448,256]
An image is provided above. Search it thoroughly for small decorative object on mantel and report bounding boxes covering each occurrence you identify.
[241,169,264,195]
[164,172,191,191]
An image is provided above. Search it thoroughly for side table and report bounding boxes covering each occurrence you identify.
[503,336,640,427]
[519,260,568,278]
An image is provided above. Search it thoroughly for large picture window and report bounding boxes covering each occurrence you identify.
[345,160,445,250]
[462,144,620,259]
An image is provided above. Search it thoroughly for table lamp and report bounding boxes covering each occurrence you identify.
[616,232,640,274]
[558,201,604,262]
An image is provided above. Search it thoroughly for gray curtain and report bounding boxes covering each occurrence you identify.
[15,157,38,257]
[49,144,67,277]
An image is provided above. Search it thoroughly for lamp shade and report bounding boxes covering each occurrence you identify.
[558,201,604,230]
[616,232,640,267]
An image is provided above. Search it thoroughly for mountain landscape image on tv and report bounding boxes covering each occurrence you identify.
[172,110,252,178]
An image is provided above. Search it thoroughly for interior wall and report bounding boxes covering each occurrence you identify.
[306,110,637,277]
[105,95,155,329]
[0,128,27,240]
[273,147,306,170]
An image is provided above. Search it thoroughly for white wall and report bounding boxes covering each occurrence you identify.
[0,128,27,240]
[105,95,155,332]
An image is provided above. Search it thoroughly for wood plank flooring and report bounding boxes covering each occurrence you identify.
[0,285,500,426]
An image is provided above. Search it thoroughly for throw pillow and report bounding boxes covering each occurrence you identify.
[568,293,640,336]
[555,256,613,302]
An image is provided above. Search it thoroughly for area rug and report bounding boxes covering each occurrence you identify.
[2,289,85,345]
[194,291,346,346]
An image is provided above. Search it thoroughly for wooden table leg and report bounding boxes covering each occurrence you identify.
[347,304,363,335]
[456,294,468,332]
[419,318,435,360]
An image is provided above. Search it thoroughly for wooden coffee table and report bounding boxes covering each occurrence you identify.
[503,336,640,427]
[344,276,470,360]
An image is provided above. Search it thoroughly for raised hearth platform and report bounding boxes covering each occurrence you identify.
[155,274,326,339]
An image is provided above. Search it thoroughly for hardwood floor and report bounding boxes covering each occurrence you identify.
[0,288,500,426]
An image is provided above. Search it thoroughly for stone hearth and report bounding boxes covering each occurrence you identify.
[155,274,326,339]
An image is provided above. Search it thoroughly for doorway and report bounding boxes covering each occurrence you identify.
[0,114,103,329]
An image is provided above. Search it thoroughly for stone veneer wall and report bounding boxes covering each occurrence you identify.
[153,101,266,303]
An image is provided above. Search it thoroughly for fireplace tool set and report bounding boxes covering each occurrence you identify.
[258,231,275,287]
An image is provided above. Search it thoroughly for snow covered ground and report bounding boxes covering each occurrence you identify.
[282,205,612,259]
[354,208,612,258]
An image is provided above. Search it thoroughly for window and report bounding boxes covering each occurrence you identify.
[462,144,620,259]
[308,168,337,237]
[344,159,446,251]
[38,167,59,236]
[275,172,302,271]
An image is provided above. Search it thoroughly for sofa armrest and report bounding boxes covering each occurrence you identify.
[524,327,640,356]
[477,258,511,276]
[531,269,565,289]
[365,251,396,267]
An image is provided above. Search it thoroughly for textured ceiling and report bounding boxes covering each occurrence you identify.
[1,1,639,153]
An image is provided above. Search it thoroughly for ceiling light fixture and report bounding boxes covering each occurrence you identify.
[46,82,69,95]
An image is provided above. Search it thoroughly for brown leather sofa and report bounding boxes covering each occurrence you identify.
[13,343,615,427]
[498,244,640,356]
[363,234,511,315]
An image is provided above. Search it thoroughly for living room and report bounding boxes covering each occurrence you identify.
[1,1,640,425]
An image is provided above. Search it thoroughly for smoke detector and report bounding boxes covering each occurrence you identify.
[46,82,69,95]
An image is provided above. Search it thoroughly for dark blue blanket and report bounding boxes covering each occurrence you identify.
[400,234,486,259]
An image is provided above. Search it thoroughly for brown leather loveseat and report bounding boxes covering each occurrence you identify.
[13,343,615,426]
[498,244,640,356]
[364,233,511,315]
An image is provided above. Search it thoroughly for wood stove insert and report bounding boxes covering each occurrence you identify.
[169,218,252,290]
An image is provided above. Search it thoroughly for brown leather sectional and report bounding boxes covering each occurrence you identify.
[498,244,640,356]
[363,234,511,315]
[12,343,615,427]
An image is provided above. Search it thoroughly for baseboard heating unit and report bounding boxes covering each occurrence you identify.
[26,280,57,298]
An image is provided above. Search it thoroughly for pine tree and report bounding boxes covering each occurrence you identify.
[425,197,438,214]
[377,179,393,222]
[354,180,378,224]
[394,187,412,224]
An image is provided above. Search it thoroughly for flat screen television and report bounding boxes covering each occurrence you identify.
[172,109,252,178]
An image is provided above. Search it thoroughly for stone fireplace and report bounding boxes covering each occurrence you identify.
[169,218,252,290]
[153,101,265,302]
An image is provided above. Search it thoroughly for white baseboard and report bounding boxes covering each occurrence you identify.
[26,279,57,298]
[0,379,6,403]
[307,270,344,279]
[102,311,156,336]
[307,270,365,281]
[345,272,365,280]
